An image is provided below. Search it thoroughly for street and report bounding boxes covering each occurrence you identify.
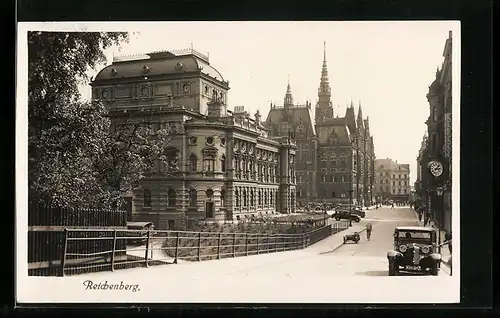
[322,206,450,276]
[82,206,450,280]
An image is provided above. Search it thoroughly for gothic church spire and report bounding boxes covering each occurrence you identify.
[284,75,294,108]
[315,42,334,123]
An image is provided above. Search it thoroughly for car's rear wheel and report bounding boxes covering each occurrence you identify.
[388,262,397,276]
[431,263,439,276]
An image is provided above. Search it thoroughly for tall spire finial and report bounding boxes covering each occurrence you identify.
[323,41,326,62]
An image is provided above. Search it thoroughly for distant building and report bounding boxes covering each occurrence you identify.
[91,49,297,230]
[417,31,453,234]
[374,158,411,202]
[264,43,376,207]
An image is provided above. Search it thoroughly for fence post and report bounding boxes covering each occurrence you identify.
[232,233,236,258]
[111,229,117,272]
[144,229,151,268]
[217,232,222,260]
[257,234,260,254]
[274,234,278,252]
[60,228,68,277]
[197,232,202,261]
[174,231,180,264]
[245,233,249,256]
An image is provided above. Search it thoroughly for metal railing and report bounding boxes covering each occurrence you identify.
[41,220,350,276]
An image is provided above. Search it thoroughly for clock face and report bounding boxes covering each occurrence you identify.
[101,90,109,98]
[430,161,443,177]
[183,84,191,93]
[141,87,149,96]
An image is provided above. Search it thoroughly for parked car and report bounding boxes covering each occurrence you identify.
[335,205,365,218]
[351,208,366,218]
[387,226,441,276]
[332,210,361,222]
[127,221,154,245]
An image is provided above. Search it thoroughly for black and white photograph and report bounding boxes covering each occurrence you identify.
[16,21,460,303]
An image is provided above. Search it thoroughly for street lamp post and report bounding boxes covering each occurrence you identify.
[349,173,353,227]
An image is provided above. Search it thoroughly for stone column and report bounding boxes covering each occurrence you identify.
[225,131,235,220]
[279,142,290,214]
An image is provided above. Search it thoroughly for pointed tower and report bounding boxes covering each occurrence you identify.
[284,75,294,109]
[357,101,364,129]
[315,42,334,123]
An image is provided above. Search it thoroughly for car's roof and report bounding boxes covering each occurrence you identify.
[127,221,154,227]
[395,226,434,232]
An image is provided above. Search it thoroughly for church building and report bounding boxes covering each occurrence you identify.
[264,43,376,207]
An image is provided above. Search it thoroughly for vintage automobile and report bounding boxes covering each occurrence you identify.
[343,231,360,244]
[332,210,361,222]
[387,226,441,276]
[335,204,365,218]
[127,221,154,245]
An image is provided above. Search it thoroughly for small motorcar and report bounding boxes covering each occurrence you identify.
[332,210,361,222]
[343,231,360,244]
[351,208,366,218]
[387,226,441,276]
[127,221,154,245]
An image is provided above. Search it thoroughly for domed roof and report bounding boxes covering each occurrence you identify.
[93,49,225,83]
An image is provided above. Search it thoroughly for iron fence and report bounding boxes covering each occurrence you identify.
[32,220,349,276]
[28,203,127,276]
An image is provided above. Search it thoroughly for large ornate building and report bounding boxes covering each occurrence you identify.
[264,43,376,207]
[91,49,297,230]
[416,31,453,234]
[374,158,411,202]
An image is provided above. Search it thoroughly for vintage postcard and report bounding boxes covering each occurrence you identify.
[16,21,460,304]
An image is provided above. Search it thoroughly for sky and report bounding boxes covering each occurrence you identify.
[78,21,460,184]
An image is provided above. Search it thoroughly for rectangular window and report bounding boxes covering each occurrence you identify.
[143,188,152,207]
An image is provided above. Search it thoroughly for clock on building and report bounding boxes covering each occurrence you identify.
[182,84,191,94]
[427,160,444,177]
[101,90,109,99]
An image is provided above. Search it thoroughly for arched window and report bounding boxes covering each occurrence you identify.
[167,188,176,207]
[143,188,152,207]
[203,154,215,172]
[206,188,214,199]
[250,190,254,206]
[235,189,240,207]
[189,154,197,173]
[243,189,247,207]
[220,155,226,172]
[258,190,262,205]
[189,188,197,207]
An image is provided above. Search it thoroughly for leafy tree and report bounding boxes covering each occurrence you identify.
[28,32,175,208]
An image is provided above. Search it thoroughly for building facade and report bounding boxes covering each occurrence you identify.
[374,158,411,202]
[416,31,453,234]
[91,49,296,230]
[264,43,376,207]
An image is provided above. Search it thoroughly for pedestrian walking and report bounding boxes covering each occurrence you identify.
[365,223,373,240]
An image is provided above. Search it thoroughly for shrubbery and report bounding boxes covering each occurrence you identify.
[161,217,325,261]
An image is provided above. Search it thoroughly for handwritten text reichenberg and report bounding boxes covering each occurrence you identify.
[83,280,140,292]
